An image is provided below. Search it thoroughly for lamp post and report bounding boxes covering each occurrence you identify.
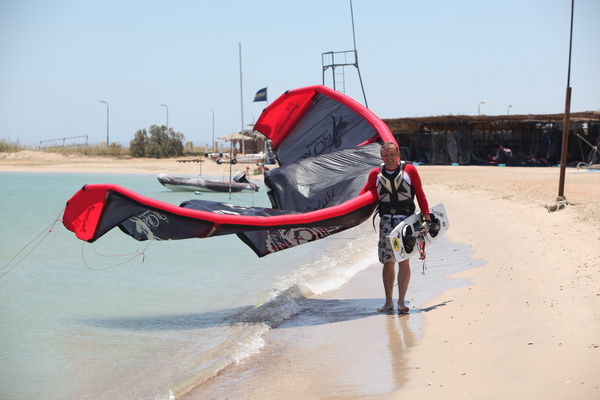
[100,100,109,147]
[478,100,488,116]
[507,105,513,115]
[160,104,169,134]
[210,109,215,152]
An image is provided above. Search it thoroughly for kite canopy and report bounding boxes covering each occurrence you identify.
[254,85,391,165]
[63,85,395,256]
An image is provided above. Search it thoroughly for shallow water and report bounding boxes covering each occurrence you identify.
[0,172,394,399]
[1,171,485,399]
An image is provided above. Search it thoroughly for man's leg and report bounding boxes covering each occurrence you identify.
[378,261,396,312]
[397,259,411,312]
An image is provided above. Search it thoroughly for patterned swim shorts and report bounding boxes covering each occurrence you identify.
[378,215,408,264]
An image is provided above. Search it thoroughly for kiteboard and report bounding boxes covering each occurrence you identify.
[388,203,449,262]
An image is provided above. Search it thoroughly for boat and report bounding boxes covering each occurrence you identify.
[157,171,259,193]
[207,152,266,165]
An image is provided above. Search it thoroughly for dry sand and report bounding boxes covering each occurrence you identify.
[2,151,598,399]
[394,166,600,400]
[0,150,249,177]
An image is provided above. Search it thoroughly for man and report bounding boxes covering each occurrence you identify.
[365,142,431,313]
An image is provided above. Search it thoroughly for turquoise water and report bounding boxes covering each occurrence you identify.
[0,172,387,399]
[0,171,482,399]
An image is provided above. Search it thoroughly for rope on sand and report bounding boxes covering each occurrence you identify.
[545,196,575,212]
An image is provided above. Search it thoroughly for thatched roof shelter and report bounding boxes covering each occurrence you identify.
[382,111,599,165]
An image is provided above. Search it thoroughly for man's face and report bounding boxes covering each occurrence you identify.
[381,146,399,170]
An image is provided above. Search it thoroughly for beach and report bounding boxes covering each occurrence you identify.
[1,151,599,399]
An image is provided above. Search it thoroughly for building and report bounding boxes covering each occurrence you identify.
[383,111,600,166]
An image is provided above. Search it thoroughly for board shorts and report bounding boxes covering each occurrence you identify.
[378,215,408,263]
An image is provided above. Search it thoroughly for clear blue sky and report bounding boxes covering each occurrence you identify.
[1,0,598,147]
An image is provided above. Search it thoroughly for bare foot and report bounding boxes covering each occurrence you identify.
[378,303,394,312]
[398,301,409,313]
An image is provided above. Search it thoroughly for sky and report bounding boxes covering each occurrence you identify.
[1,0,598,147]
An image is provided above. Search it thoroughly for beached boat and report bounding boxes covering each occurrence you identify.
[207,152,266,165]
[157,172,259,193]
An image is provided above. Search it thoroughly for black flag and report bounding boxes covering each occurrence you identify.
[253,87,267,102]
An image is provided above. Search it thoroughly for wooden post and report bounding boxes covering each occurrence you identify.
[557,0,575,199]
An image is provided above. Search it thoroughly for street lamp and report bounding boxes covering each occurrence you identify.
[160,104,169,133]
[210,109,215,152]
[478,100,488,116]
[100,100,109,147]
[507,105,513,115]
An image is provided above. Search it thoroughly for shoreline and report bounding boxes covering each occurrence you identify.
[0,150,265,178]
[191,165,599,399]
[2,151,599,398]
[186,231,483,399]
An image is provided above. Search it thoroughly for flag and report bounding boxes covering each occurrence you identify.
[253,87,267,102]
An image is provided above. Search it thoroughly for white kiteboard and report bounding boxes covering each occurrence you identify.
[388,203,449,262]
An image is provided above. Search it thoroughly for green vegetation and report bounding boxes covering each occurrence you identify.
[43,143,128,157]
[130,125,185,158]
[2,125,188,159]
[1,138,127,157]
[0,139,27,153]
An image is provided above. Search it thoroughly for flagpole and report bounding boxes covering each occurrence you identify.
[349,0,368,107]
[239,42,245,155]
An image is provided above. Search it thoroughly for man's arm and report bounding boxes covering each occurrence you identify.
[405,164,430,220]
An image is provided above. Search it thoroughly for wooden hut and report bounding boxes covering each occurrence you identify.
[383,111,600,165]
